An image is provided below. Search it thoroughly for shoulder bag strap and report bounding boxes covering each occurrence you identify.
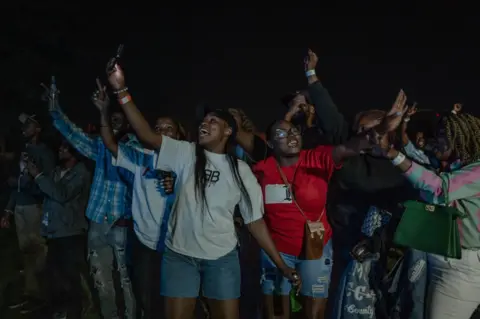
[275,159,313,221]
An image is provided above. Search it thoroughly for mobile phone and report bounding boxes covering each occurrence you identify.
[107,44,124,72]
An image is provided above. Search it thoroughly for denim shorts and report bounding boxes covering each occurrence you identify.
[160,247,241,300]
[261,240,333,298]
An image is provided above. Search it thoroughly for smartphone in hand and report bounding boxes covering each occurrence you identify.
[107,44,124,72]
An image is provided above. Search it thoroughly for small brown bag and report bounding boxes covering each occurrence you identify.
[275,161,325,260]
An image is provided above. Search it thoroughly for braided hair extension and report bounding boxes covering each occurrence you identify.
[443,113,480,165]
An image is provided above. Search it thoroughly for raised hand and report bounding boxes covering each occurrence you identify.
[92,78,110,112]
[306,105,316,128]
[380,89,408,133]
[406,102,418,117]
[41,78,61,111]
[228,109,244,133]
[106,61,125,91]
[387,89,408,117]
[304,49,318,71]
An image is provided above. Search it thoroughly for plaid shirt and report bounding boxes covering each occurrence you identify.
[50,108,138,224]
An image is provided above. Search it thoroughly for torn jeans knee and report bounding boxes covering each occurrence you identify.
[88,249,119,319]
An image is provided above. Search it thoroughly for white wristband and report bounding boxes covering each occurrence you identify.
[451,110,457,115]
[403,117,410,123]
[306,70,316,77]
[391,152,406,166]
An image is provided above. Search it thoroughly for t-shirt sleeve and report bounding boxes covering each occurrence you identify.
[113,143,154,173]
[238,161,264,224]
[303,145,342,181]
[155,136,195,172]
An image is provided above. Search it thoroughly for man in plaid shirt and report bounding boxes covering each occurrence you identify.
[49,99,138,319]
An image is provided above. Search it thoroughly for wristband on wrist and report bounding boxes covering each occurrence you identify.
[403,117,410,122]
[391,152,406,166]
[451,110,457,115]
[113,87,128,95]
[118,94,132,105]
[305,70,316,77]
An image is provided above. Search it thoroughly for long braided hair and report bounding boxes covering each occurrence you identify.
[443,113,480,165]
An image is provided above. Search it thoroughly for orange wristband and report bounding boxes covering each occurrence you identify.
[118,94,132,105]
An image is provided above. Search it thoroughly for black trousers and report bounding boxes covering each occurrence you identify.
[131,233,163,319]
[46,234,88,319]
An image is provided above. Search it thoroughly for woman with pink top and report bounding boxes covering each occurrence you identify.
[377,111,480,319]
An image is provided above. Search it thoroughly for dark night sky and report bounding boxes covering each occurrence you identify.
[2,6,480,135]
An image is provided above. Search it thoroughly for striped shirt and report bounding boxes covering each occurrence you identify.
[50,108,138,224]
[404,160,480,249]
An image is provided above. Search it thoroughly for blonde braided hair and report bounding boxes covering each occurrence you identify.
[444,113,480,165]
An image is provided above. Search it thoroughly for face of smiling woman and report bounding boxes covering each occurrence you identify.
[269,120,303,157]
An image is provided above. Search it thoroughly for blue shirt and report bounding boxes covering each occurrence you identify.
[113,143,174,251]
[50,107,138,224]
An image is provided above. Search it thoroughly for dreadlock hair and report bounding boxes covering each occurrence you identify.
[442,113,480,165]
[193,132,252,214]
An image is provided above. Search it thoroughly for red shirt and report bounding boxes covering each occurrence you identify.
[253,145,340,257]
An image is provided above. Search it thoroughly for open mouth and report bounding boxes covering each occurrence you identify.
[287,140,298,148]
[199,127,210,137]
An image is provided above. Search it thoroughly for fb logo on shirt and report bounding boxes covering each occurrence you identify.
[205,169,220,186]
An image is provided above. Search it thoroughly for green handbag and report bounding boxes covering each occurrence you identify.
[393,186,466,259]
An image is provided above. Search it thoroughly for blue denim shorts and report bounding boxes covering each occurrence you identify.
[160,247,241,300]
[261,240,333,298]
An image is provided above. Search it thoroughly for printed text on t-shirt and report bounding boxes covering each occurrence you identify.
[205,169,220,186]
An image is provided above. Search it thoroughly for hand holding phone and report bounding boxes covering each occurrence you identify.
[107,44,124,73]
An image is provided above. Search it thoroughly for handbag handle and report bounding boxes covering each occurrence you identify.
[275,160,325,222]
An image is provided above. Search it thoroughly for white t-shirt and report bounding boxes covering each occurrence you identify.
[156,136,264,260]
[113,144,173,251]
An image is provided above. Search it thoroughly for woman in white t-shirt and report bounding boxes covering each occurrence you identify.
[106,64,300,319]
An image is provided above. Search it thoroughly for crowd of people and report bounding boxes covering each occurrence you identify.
[1,49,480,319]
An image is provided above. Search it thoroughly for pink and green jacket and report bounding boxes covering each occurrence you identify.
[404,160,480,249]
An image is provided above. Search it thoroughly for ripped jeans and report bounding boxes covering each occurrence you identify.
[261,240,333,298]
[88,221,136,319]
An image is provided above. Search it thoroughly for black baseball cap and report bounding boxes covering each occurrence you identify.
[196,104,238,137]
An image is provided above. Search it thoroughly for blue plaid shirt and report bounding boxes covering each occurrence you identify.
[50,108,138,224]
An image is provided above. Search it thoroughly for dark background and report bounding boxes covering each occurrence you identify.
[1,5,479,138]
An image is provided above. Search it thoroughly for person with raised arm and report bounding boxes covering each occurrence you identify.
[106,63,300,319]
[93,78,182,319]
[375,110,480,319]
[252,118,375,319]
[42,79,137,319]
